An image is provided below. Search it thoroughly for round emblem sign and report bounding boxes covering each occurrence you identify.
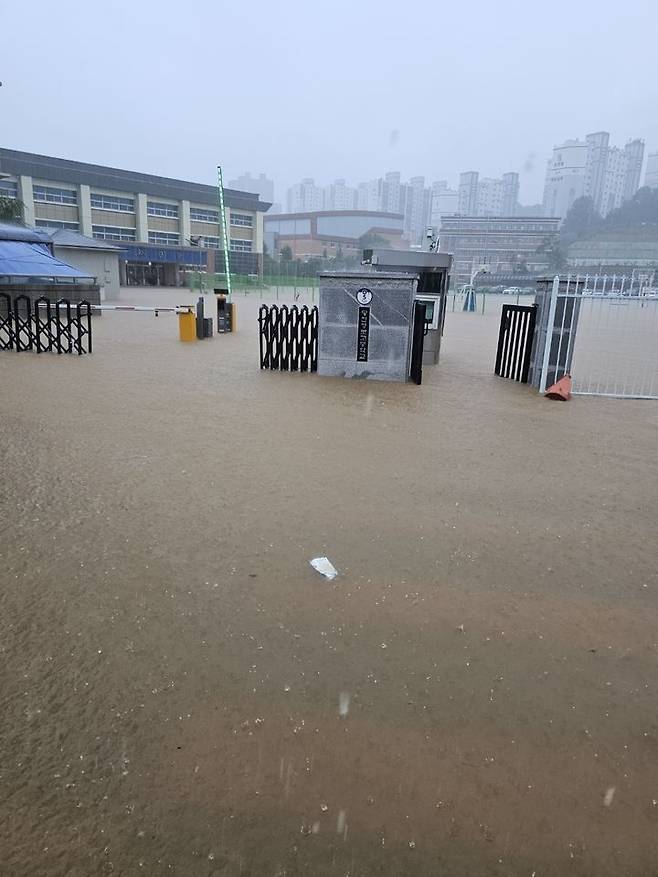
[356,288,373,305]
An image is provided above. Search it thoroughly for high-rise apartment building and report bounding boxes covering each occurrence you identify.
[458,172,479,214]
[357,179,383,211]
[381,172,405,215]
[286,178,324,213]
[323,178,358,211]
[543,139,588,219]
[600,147,628,216]
[403,176,431,241]
[430,181,458,227]
[623,139,645,201]
[475,177,504,216]
[584,131,610,213]
[457,170,519,217]
[501,172,520,215]
[228,172,274,204]
[644,152,658,188]
[543,132,644,220]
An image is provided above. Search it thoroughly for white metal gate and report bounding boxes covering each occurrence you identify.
[538,274,658,400]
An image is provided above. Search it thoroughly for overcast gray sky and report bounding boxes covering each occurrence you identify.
[2,0,656,204]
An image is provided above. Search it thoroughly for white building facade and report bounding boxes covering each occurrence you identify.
[458,171,479,214]
[286,178,324,213]
[543,132,645,220]
[357,179,383,211]
[323,179,358,211]
[430,181,458,227]
[644,152,658,188]
[543,139,588,220]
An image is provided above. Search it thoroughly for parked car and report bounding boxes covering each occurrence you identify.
[502,286,522,295]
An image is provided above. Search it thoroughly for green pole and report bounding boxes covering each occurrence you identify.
[217,165,232,300]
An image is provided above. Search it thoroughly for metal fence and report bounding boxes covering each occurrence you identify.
[494,303,537,382]
[536,275,658,399]
[258,304,318,372]
[0,293,93,355]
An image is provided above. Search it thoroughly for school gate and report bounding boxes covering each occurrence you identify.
[494,274,658,400]
[0,293,92,355]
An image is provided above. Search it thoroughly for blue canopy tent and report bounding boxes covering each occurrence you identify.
[0,223,93,283]
[0,222,50,243]
[0,241,93,282]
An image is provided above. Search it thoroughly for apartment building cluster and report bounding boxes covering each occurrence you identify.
[285,169,524,245]
[286,173,433,244]
[543,132,645,220]
[454,171,520,218]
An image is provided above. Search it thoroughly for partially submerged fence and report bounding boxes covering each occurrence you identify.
[0,293,92,355]
[494,303,537,382]
[527,275,658,400]
[258,304,318,372]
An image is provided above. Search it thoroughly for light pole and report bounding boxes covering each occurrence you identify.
[216,166,232,300]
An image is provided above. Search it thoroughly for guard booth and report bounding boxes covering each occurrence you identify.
[362,249,452,365]
[318,271,426,383]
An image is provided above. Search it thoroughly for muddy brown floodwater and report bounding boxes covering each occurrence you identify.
[1,288,658,876]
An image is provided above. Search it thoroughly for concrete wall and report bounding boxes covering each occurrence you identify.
[52,247,121,300]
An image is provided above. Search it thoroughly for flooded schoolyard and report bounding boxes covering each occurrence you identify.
[2,287,658,876]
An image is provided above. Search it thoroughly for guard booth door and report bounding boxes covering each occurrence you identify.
[409,301,427,385]
[417,270,448,365]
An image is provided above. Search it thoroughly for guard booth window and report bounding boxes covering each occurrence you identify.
[417,271,445,294]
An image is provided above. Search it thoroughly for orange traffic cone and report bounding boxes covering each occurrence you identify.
[545,374,572,401]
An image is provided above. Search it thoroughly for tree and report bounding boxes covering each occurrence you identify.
[263,243,278,277]
[537,236,567,272]
[603,186,658,230]
[0,197,24,224]
[302,257,322,277]
[560,197,602,245]
[279,245,293,262]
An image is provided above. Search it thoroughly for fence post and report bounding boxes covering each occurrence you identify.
[0,291,15,350]
[86,301,93,354]
[14,295,33,353]
[539,275,560,394]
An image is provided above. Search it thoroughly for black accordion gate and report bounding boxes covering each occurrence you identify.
[258,304,318,372]
[0,293,93,355]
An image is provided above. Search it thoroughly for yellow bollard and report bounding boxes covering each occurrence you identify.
[229,301,237,332]
[178,311,196,342]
